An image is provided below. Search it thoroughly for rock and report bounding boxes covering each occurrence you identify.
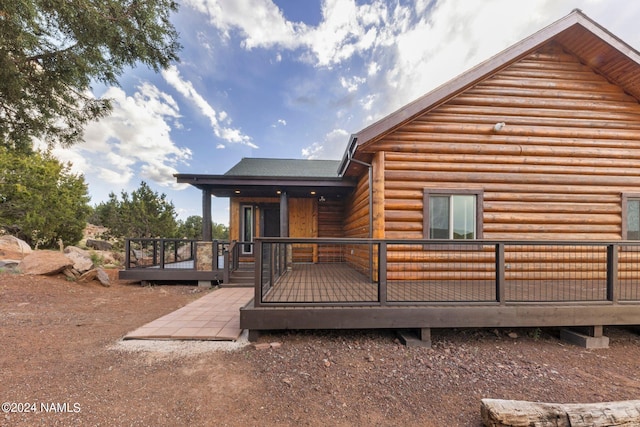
[18,251,73,275]
[253,343,271,350]
[270,342,283,349]
[481,398,640,427]
[86,239,112,251]
[96,268,110,287]
[83,224,108,240]
[62,268,78,280]
[63,246,94,272]
[92,250,119,266]
[78,269,98,283]
[0,260,20,270]
[0,235,32,260]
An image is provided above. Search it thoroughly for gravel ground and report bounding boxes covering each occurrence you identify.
[2,271,640,426]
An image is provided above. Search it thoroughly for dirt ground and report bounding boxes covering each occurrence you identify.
[2,271,640,427]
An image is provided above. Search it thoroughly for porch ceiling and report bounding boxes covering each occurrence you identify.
[175,174,356,198]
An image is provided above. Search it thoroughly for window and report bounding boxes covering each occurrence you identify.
[424,190,483,239]
[240,205,254,253]
[623,194,640,240]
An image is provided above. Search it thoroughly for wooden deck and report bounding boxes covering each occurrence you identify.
[241,259,640,333]
[263,264,377,303]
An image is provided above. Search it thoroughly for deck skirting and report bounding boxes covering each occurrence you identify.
[240,300,640,331]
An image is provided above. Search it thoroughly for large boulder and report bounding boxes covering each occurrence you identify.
[86,239,113,251]
[63,246,94,272]
[0,235,32,260]
[19,251,73,275]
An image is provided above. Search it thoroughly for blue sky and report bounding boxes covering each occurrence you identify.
[52,0,640,225]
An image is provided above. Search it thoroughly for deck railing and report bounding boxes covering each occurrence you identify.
[124,238,229,270]
[254,238,640,307]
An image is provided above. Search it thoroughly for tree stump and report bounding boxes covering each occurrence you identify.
[481,398,640,427]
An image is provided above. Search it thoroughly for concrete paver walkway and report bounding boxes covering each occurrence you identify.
[124,287,253,341]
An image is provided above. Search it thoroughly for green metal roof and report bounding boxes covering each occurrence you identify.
[224,158,341,178]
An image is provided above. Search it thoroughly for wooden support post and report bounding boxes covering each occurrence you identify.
[202,188,212,241]
[372,151,385,239]
[280,192,289,237]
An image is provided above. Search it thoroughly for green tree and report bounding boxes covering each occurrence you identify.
[1,0,181,153]
[212,222,229,240]
[94,181,178,239]
[0,147,91,247]
[177,215,202,239]
[177,215,229,240]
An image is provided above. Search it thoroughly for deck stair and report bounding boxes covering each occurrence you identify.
[223,262,255,287]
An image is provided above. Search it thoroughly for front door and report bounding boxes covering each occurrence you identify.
[262,206,280,237]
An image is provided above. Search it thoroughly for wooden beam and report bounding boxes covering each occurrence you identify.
[280,191,289,237]
[202,189,212,241]
[372,151,385,239]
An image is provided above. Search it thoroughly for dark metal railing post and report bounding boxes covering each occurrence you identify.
[125,239,131,269]
[607,243,619,303]
[159,239,165,269]
[223,248,230,284]
[254,239,263,307]
[496,243,505,304]
[213,240,219,272]
[379,241,387,305]
[269,243,275,291]
[192,240,198,271]
[173,241,178,264]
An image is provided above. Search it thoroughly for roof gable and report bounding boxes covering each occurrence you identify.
[347,9,640,163]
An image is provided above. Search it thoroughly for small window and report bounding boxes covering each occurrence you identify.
[623,195,640,240]
[240,205,254,253]
[424,190,483,239]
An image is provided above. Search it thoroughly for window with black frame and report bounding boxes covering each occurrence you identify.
[424,190,483,240]
[625,197,640,240]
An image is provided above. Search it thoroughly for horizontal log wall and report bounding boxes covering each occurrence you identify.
[343,174,371,272]
[377,42,640,241]
[318,200,346,262]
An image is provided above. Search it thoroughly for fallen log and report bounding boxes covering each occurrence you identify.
[481,398,640,427]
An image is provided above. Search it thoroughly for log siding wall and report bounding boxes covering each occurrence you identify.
[374,43,640,241]
[343,172,371,273]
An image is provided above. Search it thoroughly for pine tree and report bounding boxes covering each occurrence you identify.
[0,0,181,153]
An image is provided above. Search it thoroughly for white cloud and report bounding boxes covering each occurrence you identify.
[162,66,257,148]
[302,128,350,160]
[183,0,394,67]
[216,143,226,149]
[184,0,640,158]
[340,75,365,93]
[61,84,192,190]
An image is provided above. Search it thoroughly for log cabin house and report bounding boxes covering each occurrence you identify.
[123,10,640,344]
